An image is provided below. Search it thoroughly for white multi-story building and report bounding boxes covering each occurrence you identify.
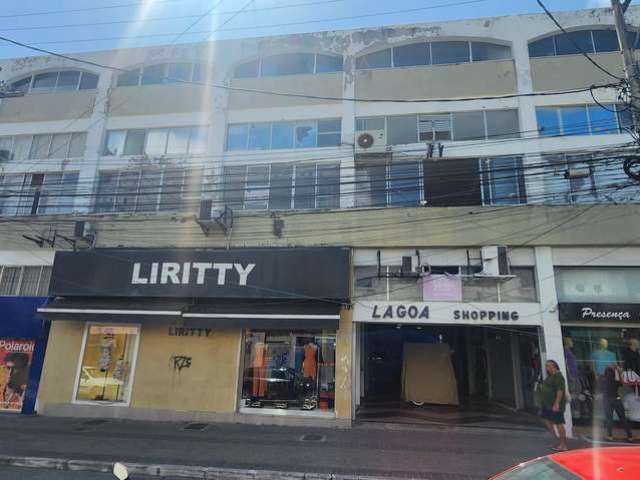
[1,7,640,434]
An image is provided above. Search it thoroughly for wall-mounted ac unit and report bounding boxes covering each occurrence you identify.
[356,130,386,150]
[477,245,512,277]
[0,149,10,162]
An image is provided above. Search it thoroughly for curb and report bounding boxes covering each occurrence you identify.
[0,455,417,480]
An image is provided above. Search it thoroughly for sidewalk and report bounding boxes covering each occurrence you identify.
[0,415,585,479]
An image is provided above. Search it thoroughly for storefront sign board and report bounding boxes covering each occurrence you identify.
[559,303,640,323]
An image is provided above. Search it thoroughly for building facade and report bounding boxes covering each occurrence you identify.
[1,7,640,432]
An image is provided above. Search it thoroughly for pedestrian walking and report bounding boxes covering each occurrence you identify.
[602,365,634,442]
[540,360,568,451]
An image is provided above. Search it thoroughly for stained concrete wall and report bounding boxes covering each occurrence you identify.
[109,84,213,116]
[228,73,343,109]
[335,309,353,420]
[530,52,624,92]
[0,91,96,123]
[355,60,517,100]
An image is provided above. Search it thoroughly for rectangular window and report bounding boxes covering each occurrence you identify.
[431,41,470,65]
[593,29,619,52]
[137,170,162,212]
[69,132,87,158]
[241,330,336,412]
[587,105,618,135]
[316,163,340,209]
[141,64,166,85]
[452,111,485,141]
[29,135,52,159]
[356,117,385,131]
[485,110,520,139]
[158,168,182,212]
[355,163,387,208]
[269,164,294,209]
[166,62,192,82]
[79,72,99,90]
[317,119,341,147]
[226,125,249,150]
[529,36,556,57]
[315,54,343,73]
[295,122,317,148]
[234,60,260,78]
[271,122,295,149]
[188,126,208,154]
[536,108,561,136]
[560,106,589,136]
[0,267,21,295]
[75,324,139,404]
[146,128,170,156]
[115,170,140,212]
[248,123,271,150]
[424,158,481,207]
[32,72,58,91]
[222,166,246,208]
[166,127,190,154]
[388,162,421,206]
[95,171,117,212]
[49,134,72,158]
[555,30,594,55]
[472,42,511,61]
[419,114,452,141]
[393,43,429,67]
[116,69,140,87]
[123,130,146,155]
[0,137,13,161]
[38,172,79,214]
[56,71,80,90]
[260,53,315,76]
[244,165,269,209]
[387,115,418,145]
[19,266,43,295]
[482,157,524,205]
[356,49,392,69]
[294,164,316,209]
[103,130,126,156]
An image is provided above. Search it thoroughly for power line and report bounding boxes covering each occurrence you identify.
[207,0,256,42]
[0,0,187,18]
[170,0,226,45]
[536,0,624,81]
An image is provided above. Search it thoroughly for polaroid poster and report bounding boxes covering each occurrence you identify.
[0,339,35,413]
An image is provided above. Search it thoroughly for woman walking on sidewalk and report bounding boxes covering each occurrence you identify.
[602,365,634,442]
[540,360,568,451]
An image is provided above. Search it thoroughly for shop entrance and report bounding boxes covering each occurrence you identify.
[357,324,543,429]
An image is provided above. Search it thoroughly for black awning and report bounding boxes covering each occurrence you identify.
[37,297,186,322]
[182,300,342,329]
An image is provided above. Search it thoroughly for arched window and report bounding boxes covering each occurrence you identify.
[10,70,99,93]
[234,53,343,78]
[116,62,207,87]
[355,40,511,69]
[528,28,636,57]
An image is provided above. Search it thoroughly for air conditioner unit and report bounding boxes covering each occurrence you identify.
[356,130,386,150]
[478,246,511,277]
[400,255,421,276]
[0,149,10,162]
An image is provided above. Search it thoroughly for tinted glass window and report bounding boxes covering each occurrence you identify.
[50,133,71,158]
[355,164,386,208]
[68,132,87,158]
[32,72,58,90]
[485,157,522,205]
[141,64,166,85]
[166,63,192,82]
[356,49,392,69]
[431,41,470,65]
[261,53,314,76]
[104,130,126,156]
[11,77,31,93]
[393,43,429,67]
[471,42,511,61]
[528,36,555,57]
[29,135,52,159]
[389,162,421,206]
[315,54,343,73]
[234,60,260,78]
[387,115,417,145]
[617,105,634,131]
[295,122,317,148]
[271,123,295,149]
[316,163,340,209]
[588,105,618,134]
[536,108,561,136]
[248,124,271,150]
[117,69,140,87]
[56,71,80,90]
[593,29,619,52]
[485,110,520,139]
[294,164,316,209]
[555,30,594,55]
[145,129,168,156]
[452,111,485,140]
[269,164,294,209]
[560,106,589,135]
[317,119,341,147]
[123,130,146,155]
[79,72,99,89]
[227,125,249,150]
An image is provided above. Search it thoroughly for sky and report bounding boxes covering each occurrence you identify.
[0,0,612,58]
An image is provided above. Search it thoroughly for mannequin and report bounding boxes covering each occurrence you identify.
[591,338,616,376]
[252,342,266,397]
[303,340,318,380]
[564,337,579,393]
[622,338,640,375]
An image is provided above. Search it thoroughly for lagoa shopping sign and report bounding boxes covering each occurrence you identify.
[369,303,520,322]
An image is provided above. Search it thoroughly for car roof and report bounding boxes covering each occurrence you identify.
[550,447,640,480]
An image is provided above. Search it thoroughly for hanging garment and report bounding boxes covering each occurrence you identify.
[402,343,459,406]
[303,343,318,379]
[252,343,266,397]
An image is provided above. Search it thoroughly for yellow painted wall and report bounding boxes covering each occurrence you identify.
[0,91,95,123]
[131,324,241,412]
[334,309,353,420]
[109,84,213,116]
[37,321,85,409]
[530,53,623,91]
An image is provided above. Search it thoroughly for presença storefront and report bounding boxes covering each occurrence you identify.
[556,267,640,424]
[36,247,353,425]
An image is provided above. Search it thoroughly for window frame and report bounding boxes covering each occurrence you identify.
[528,28,632,58]
[11,70,99,93]
[536,104,626,137]
[0,265,51,296]
[225,119,341,151]
[103,126,208,157]
[480,157,525,206]
[355,160,424,208]
[72,322,141,407]
[234,52,344,78]
[116,63,206,87]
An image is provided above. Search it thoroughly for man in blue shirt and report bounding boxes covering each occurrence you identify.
[591,338,617,376]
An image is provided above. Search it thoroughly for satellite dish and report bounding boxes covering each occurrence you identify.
[357,132,375,149]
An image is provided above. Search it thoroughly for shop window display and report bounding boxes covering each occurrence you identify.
[562,327,640,423]
[241,330,336,412]
[75,325,139,403]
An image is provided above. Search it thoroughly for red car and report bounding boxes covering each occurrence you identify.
[491,447,640,479]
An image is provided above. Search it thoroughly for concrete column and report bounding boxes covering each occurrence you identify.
[74,70,113,213]
[535,246,573,437]
[335,308,353,423]
[340,54,356,209]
